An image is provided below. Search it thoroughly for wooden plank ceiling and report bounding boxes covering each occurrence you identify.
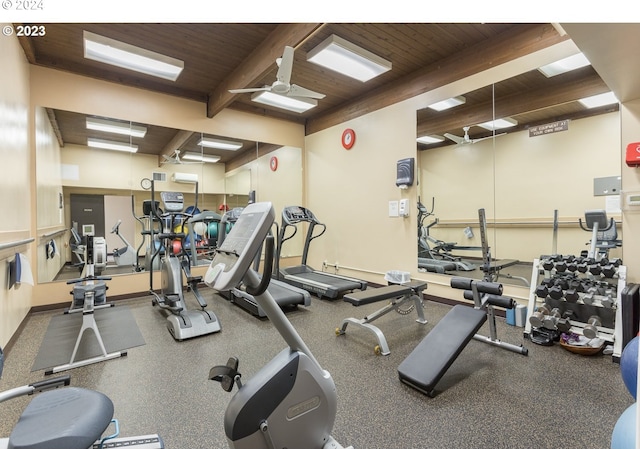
[17,22,612,164]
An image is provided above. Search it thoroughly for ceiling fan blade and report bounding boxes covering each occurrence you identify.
[288,84,326,99]
[443,133,465,144]
[229,87,271,94]
[276,46,294,85]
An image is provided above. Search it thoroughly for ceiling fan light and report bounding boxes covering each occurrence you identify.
[197,137,243,151]
[182,152,221,163]
[538,52,591,77]
[417,135,445,144]
[427,96,466,111]
[86,117,147,138]
[578,91,618,109]
[477,117,518,131]
[251,91,317,113]
[83,31,184,81]
[87,137,138,153]
[307,34,392,82]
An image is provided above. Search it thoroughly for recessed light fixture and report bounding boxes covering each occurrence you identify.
[197,137,243,151]
[87,137,138,153]
[578,91,619,109]
[251,91,317,113]
[417,135,445,144]
[181,152,221,163]
[86,117,147,138]
[307,34,392,82]
[83,31,184,81]
[427,96,466,112]
[538,52,590,78]
[478,117,518,131]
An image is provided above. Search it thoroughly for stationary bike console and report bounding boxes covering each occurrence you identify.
[205,202,275,292]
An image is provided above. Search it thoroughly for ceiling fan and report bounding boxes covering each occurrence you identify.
[444,126,505,145]
[160,149,200,165]
[229,46,325,100]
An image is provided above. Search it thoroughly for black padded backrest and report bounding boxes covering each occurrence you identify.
[9,387,114,449]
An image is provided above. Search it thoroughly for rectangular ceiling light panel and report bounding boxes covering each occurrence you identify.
[578,91,618,109]
[86,117,147,138]
[307,34,392,82]
[182,152,221,163]
[87,137,138,153]
[538,52,590,78]
[478,117,518,131]
[427,96,466,111]
[197,137,243,151]
[83,31,184,81]
[251,91,317,113]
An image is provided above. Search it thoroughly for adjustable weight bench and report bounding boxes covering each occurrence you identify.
[337,280,428,355]
[398,277,527,397]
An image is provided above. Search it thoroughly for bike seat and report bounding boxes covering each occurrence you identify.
[8,387,114,449]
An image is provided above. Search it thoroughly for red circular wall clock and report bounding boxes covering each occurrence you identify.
[270,156,278,171]
[341,128,356,150]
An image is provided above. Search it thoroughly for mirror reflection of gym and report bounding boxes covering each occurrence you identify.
[416,69,621,287]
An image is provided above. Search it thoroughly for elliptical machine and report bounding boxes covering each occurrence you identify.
[148,180,221,341]
[205,202,352,449]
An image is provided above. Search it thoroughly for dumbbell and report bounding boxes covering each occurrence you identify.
[554,260,568,273]
[601,291,615,308]
[589,264,603,276]
[601,265,617,278]
[541,259,555,271]
[529,305,561,330]
[582,287,597,305]
[564,288,579,303]
[583,316,602,339]
[535,284,549,299]
[557,310,574,333]
[548,285,564,300]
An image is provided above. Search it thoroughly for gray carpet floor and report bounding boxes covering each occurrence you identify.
[0,287,633,449]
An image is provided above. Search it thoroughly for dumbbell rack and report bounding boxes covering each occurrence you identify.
[524,254,627,360]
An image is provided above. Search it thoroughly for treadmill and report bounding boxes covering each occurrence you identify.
[275,206,367,299]
[220,207,311,317]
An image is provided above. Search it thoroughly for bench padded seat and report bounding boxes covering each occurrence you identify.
[398,305,487,397]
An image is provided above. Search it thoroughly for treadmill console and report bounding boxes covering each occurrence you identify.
[160,192,185,213]
[282,206,317,224]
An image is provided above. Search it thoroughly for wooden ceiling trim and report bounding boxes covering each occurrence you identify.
[306,23,568,135]
[206,23,324,119]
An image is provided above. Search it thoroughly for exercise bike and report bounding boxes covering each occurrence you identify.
[0,347,163,449]
[205,202,352,449]
[110,219,137,268]
[148,180,221,341]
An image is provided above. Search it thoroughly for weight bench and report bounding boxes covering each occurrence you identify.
[398,277,527,397]
[337,280,428,355]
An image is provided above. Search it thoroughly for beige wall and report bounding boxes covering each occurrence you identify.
[621,99,640,279]
[0,29,33,347]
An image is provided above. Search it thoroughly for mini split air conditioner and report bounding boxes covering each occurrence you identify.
[172,172,198,183]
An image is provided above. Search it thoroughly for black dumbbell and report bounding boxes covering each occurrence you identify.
[564,288,579,303]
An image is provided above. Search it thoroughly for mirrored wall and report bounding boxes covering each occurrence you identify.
[416,69,622,287]
[35,107,304,283]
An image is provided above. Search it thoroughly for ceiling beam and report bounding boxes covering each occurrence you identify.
[206,23,323,119]
[417,71,609,136]
[306,23,570,136]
